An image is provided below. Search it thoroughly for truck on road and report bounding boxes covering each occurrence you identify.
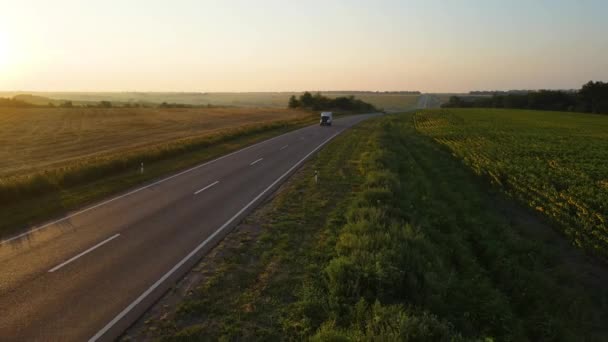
[320,112,333,126]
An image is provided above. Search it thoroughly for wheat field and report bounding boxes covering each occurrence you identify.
[0,107,308,177]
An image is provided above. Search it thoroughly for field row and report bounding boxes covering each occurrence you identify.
[0,107,307,177]
[415,108,608,258]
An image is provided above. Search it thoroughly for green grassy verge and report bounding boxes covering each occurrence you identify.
[130,114,607,341]
[1,115,317,238]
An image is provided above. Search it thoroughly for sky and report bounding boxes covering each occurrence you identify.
[0,0,607,92]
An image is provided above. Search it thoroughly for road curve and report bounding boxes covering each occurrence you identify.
[0,113,376,341]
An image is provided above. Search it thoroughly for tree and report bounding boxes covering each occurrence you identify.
[288,95,300,108]
[287,92,376,112]
[300,91,314,108]
[99,101,112,108]
[580,81,608,114]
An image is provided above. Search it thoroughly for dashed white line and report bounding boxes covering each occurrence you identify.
[280,145,289,150]
[250,158,263,166]
[48,233,121,273]
[89,130,343,342]
[0,126,302,246]
[194,181,220,195]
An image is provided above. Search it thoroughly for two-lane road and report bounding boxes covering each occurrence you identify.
[0,113,375,341]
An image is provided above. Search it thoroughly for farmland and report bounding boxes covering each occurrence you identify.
[127,113,607,341]
[0,106,308,177]
[0,91,420,112]
[415,108,608,259]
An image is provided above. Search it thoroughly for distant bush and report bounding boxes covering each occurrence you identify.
[288,92,376,112]
[443,81,608,114]
[158,102,193,108]
[0,97,38,108]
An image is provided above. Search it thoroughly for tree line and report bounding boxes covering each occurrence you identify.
[443,81,608,114]
[321,90,421,95]
[288,91,376,112]
[0,97,37,108]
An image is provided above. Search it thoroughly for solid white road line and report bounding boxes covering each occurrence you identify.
[280,145,289,150]
[48,234,121,273]
[194,181,219,195]
[0,126,302,246]
[250,158,263,166]
[89,130,343,342]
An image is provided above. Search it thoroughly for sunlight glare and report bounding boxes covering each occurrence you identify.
[0,32,11,70]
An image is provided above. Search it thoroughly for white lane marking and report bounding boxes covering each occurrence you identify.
[280,145,288,150]
[194,181,220,195]
[48,234,121,273]
[0,126,304,246]
[250,158,263,166]
[89,130,343,342]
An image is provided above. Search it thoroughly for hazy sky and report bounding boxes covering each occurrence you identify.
[1,0,607,92]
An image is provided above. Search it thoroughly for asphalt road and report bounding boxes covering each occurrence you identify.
[416,94,442,109]
[0,113,375,341]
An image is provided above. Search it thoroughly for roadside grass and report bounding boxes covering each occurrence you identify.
[123,115,378,341]
[0,115,317,238]
[128,113,607,341]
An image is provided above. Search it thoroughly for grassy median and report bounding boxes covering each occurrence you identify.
[126,113,607,341]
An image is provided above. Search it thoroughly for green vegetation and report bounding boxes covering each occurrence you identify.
[288,92,377,112]
[416,108,608,259]
[130,114,607,341]
[443,81,608,114]
[0,111,316,238]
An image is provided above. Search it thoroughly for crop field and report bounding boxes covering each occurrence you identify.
[340,93,419,111]
[128,113,607,341]
[0,106,307,177]
[0,91,420,111]
[415,108,608,258]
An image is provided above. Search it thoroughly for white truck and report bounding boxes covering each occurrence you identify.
[320,112,333,126]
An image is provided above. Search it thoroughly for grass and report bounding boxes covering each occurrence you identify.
[415,108,608,259]
[0,111,317,238]
[127,113,608,341]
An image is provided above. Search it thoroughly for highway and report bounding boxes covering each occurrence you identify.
[0,113,375,341]
[416,94,442,109]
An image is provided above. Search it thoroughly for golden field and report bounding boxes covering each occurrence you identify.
[0,106,308,177]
